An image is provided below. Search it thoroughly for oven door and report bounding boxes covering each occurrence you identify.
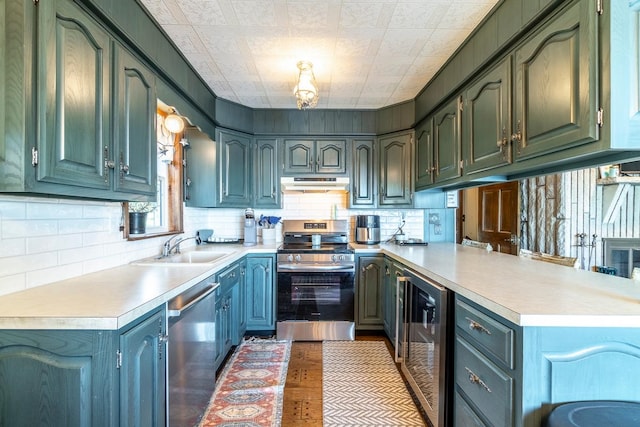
[277,270,355,322]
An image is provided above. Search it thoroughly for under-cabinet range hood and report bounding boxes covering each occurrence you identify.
[281,176,349,193]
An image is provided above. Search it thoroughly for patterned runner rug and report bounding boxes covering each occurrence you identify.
[323,340,425,426]
[199,339,291,427]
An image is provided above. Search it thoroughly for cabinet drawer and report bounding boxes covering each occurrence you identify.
[455,337,513,427]
[218,263,240,291]
[454,391,488,427]
[456,298,514,368]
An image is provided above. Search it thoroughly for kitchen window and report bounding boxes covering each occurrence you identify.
[124,107,184,240]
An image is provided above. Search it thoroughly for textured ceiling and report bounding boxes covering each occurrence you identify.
[140,0,500,110]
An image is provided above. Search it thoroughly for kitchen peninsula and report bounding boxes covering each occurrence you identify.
[0,242,639,426]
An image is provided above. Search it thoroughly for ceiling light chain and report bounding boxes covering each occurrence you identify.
[293,60,318,110]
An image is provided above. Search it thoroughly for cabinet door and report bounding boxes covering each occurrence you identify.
[246,256,275,330]
[357,256,385,327]
[351,139,376,207]
[254,138,280,207]
[316,139,347,174]
[464,57,512,175]
[183,127,217,207]
[237,260,247,341]
[379,132,413,206]
[434,96,462,183]
[415,117,434,189]
[384,261,403,345]
[218,129,252,207]
[36,0,111,191]
[214,292,233,368]
[283,139,314,174]
[120,310,166,427]
[513,0,598,160]
[0,330,114,427]
[113,44,156,196]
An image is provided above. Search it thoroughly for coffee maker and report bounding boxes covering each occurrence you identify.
[243,208,257,246]
[355,215,381,244]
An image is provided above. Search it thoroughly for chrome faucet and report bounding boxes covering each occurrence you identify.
[162,234,197,257]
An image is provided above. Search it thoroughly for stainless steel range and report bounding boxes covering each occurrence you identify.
[276,219,355,341]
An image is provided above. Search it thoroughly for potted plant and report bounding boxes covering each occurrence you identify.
[128,202,157,234]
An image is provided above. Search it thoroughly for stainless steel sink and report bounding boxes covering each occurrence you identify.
[133,250,235,266]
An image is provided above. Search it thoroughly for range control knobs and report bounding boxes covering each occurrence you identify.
[287,254,294,262]
[295,254,302,262]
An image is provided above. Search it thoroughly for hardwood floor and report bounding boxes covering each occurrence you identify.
[281,335,394,426]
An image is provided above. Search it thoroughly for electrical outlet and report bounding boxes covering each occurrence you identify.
[429,213,440,224]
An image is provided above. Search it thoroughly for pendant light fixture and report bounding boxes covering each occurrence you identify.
[293,61,318,110]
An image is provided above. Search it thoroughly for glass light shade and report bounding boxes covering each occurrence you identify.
[294,61,318,110]
[164,114,185,133]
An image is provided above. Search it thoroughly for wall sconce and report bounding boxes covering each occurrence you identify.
[164,110,185,134]
[293,60,318,110]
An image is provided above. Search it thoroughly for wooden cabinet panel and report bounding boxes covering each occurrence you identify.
[218,129,252,207]
[316,140,347,174]
[464,57,512,175]
[119,310,166,427]
[246,255,275,330]
[434,97,462,183]
[513,0,598,160]
[357,256,385,328]
[283,139,347,175]
[254,138,280,207]
[37,0,112,191]
[283,140,314,174]
[112,44,156,196]
[415,117,434,190]
[350,139,376,207]
[379,131,413,206]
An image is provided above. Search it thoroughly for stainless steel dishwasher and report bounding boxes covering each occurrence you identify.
[167,277,218,427]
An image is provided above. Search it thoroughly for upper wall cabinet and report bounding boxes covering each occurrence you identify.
[282,139,347,175]
[512,0,597,161]
[0,0,157,200]
[433,97,463,184]
[254,138,281,208]
[218,129,252,207]
[184,128,253,208]
[415,117,434,190]
[463,57,512,175]
[351,139,377,208]
[378,131,414,207]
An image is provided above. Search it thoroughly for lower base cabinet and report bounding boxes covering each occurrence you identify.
[356,255,385,329]
[245,255,275,331]
[215,261,243,369]
[0,307,166,427]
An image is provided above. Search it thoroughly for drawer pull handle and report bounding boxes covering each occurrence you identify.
[466,317,491,335]
[465,367,492,393]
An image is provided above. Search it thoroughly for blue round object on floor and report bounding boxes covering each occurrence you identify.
[547,401,640,427]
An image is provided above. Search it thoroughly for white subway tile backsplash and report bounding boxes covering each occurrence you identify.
[0,194,427,295]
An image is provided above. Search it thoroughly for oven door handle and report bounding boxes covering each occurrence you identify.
[277,263,355,272]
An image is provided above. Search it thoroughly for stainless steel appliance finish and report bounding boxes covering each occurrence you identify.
[167,279,218,427]
[355,214,381,244]
[277,219,355,341]
[398,269,450,427]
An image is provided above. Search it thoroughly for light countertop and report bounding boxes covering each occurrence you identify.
[354,243,640,328]
[1,241,639,330]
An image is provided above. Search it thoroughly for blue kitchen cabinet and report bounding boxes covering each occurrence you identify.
[350,138,377,208]
[218,129,252,207]
[383,258,405,347]
[414,117,434,190]
[356,255,385,329]
[0,0,157,200]
[119,308,167,427]
[254,138,281,208]
[378,131,414,207]
[283,139,348,175]
[0,306,167,426]
[215,261,245,369]
[245,255,276,331]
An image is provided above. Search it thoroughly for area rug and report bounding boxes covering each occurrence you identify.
[323,340,425,426]
[198,339,291,427]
